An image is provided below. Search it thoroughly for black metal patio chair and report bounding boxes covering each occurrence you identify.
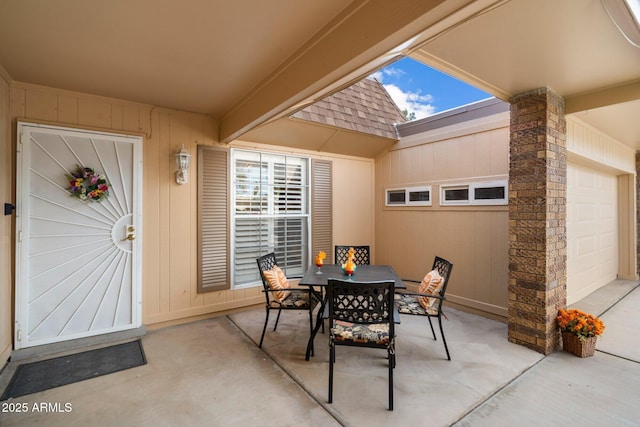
[335,245,370,266]
[256,253,319,348]
[327,278,396,410]
[394,256,454,360]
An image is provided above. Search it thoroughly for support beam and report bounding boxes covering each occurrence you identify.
[219,0,502,143]
[565,79,640,114]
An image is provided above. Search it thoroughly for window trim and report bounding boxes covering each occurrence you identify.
[230,148,311,290]
[440,185,470,205]
[440,180,508,206]
[385,186,432,207]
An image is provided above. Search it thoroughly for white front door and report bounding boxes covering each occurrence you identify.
[15,122,142,349]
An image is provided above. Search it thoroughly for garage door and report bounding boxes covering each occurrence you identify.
[566,162,618,304]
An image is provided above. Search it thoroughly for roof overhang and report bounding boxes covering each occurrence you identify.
[0,0,637,150]
[241,117,398,159]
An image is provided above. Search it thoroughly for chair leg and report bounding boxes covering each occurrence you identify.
[388,350,394,411]
[328,342,335,404]
[273,308,283,331]
[259,308,270,348]
[426,315,437,340]
[320,289,325,334]
[313,288,325,334]
[437,315,451,361]
[386,349,396,368]
[308,309,315,357]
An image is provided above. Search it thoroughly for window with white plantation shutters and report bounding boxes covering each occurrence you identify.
[232,150,310,288]
[198,146,229,292]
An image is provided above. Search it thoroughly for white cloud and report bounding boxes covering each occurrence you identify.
[383,84,436,120]
[369,70,384,81]
[381,67,406,79]
[370,67,406,82]
[370,68,436,120]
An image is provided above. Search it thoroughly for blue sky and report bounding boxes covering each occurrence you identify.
[370,57,492,120]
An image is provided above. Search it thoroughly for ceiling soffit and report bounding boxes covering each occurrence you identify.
[413,0,640,100]
[0,0,351,116]
[410,0,640,148]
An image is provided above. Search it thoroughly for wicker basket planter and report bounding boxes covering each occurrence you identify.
[562,332,597,357]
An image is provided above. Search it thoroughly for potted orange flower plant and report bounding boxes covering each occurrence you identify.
[556,308,605,357]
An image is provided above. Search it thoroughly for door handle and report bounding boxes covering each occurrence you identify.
[121,225,136,241]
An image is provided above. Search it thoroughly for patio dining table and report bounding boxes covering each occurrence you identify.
[299,263,406,361]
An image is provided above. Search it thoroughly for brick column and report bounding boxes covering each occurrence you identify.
[508,87,567,355]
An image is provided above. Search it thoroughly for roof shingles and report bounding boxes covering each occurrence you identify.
[292,77,405,139]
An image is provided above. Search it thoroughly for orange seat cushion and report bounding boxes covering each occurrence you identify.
[417,269,443,309]
[263,265,291,302]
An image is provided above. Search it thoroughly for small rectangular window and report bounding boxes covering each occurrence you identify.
[409,189,430,202]
[472,181,508,205]
[386,189,406,205]
[444,187,469,202]
[475,186,505,200]
[441,185,470,205]
[440,180,508,206]
[406,187,431,206]
[385,186,432,206]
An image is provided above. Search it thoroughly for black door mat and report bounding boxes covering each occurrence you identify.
[1,340,146,400]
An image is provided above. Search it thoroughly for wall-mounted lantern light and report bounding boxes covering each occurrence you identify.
[175,144,191,185]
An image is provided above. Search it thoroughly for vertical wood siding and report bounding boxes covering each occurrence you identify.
[0,72,12,363]
[332,156,375,258]
[10,82,265,326]
[567,117,635,173]
[376,123,510,318]
[10,83,375,327]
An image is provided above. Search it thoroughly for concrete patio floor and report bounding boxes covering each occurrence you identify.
[1,280,638,426]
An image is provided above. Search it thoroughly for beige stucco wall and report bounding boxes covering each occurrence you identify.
[6,82,375,337]
[0,68,12,365]
[375,112,511,318]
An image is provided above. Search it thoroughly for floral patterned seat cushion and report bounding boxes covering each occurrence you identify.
[394,294,439,316]
[331,320,390,345]
[268,291,318,309]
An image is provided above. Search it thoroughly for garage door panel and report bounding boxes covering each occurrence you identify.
[576,235,596,256]
[567,162,618,304]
